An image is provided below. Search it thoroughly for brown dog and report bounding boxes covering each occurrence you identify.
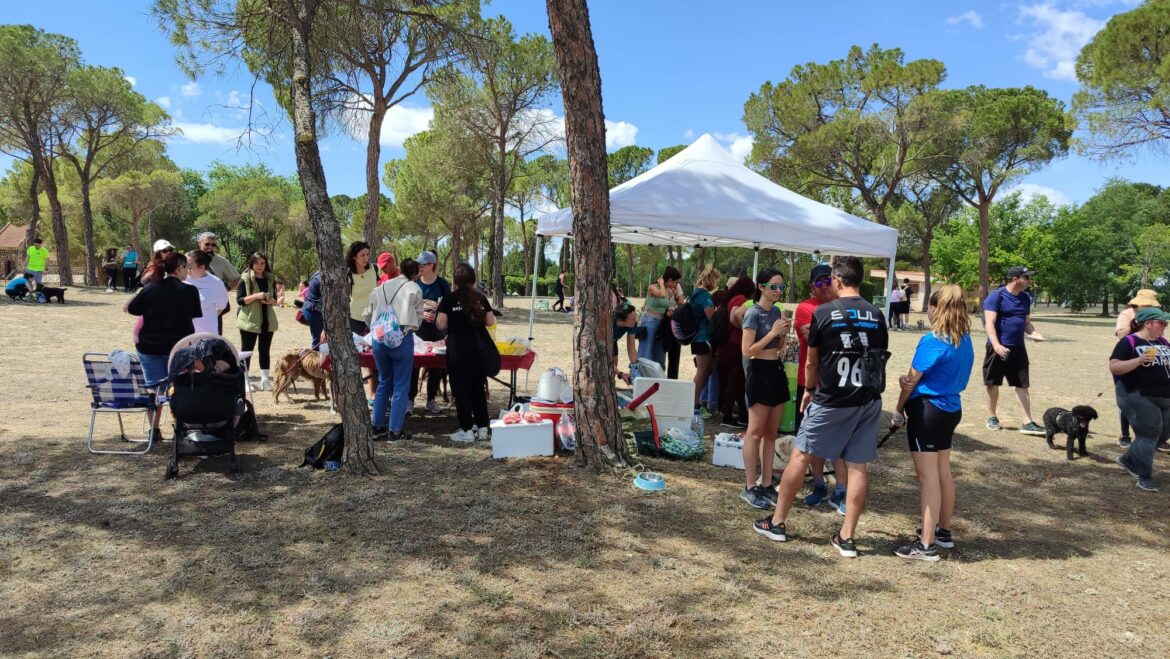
[272,348,329,404]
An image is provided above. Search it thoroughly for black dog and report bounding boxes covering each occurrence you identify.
[1043,405,1099,460]
[38,286,66,303]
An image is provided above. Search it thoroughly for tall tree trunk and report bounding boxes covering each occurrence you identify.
[547,0,629,471]
[25,170,40,248]
[977,198,991,302]
[787,251,796,303]
[80,178,98,286]
[1101,290,1109,317]
[921,231,933,311]
[33,149,72,286]
[491,141,507,309]
[472,226,480,273]
[624,244,634,297]
[290,0,377,475]
[363,99,385,247]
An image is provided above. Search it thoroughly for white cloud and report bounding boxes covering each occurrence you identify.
[605,120,638,150]
[180,81,202,98]
[124,75,137,87]
[683,129,695,140]
[156,96,171,109]
[172,121,244,144]
[1004,182,1072,206]
[341,98,434,148]
[946,10,985,29]
[1017,3,1104,81]
[713,132,754,162]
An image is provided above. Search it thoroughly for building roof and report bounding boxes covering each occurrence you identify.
[0,224,26,250]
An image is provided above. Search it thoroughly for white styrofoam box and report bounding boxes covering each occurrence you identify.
[490,419,554,459]
[713,433,745,469]
[633,377,694,418]
[655,414,693,434]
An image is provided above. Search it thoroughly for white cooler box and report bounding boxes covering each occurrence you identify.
[633,377,693,418]
[490,419,554,459]
[712,433,745,469]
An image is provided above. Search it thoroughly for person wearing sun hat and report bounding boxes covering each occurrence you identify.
[1110,305,1170,492]
[1113,289,1162,447]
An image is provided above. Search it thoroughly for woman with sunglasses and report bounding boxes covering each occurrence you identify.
[738,268,792,509]
[1111,307,1170,492]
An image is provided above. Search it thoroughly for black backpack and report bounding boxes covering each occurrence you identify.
[670,292,701,345]
[301,423,344,468]
[707,304,731,349]
[235,399,266,441]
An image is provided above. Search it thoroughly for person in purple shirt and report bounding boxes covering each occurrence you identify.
[983,266,1046,435]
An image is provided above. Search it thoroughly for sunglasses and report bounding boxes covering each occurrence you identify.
[161,247,175,253]
[812,276,833,289]
[204,242,218,248]
[763,283,787,292]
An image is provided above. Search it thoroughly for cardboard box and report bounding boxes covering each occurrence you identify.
[712,433,745,469]
[490,419,554,459]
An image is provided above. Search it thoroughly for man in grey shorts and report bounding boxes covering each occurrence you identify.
[753,256,889,558]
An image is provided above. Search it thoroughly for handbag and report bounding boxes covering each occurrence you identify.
[295,309,309,326]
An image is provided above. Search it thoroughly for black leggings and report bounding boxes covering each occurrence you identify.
[104,267,118,288]
[553,291,565,311]
[450,363,488,431]
[239,331,274,370]
[122,267,137,291]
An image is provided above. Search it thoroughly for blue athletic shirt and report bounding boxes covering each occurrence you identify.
[123,250,138,268]
[910,332,975,413]
[983,287,1032,347]
[691,288,714,343]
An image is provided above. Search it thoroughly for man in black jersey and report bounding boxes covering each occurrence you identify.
[754,256,889,558]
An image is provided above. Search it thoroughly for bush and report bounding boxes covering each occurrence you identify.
[503,275,558,296]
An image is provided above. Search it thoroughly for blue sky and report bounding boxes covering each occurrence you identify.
[2,0,1163,206]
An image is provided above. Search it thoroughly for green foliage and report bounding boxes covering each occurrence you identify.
[607,145,653,187]
[504,274,557,296]
[1073,0,1170,159]
[743,44,945,224]
[656,144,686,164]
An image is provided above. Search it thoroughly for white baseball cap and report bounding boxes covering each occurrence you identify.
[152,239,174,253]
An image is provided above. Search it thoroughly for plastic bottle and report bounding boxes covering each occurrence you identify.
[690,413,705,441]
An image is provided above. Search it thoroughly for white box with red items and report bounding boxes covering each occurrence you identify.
[712,433,745,469]
[490,419,554,459]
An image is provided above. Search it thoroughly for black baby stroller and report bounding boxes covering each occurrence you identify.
[164,333,247,479]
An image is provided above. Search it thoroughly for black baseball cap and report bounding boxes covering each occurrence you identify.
[1007,266,1035,279]
[809,264,832,283]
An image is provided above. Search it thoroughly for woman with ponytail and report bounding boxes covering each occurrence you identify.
[890,285,974,561]
[436,263,497,443]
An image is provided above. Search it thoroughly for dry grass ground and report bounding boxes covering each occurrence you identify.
[2,288,1169,657]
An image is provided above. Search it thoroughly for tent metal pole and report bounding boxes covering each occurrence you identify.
[885,254,896,321]
[527,235,542,342]
[751,245,760,279]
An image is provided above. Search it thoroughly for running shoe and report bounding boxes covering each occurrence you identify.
[720,418,748,429]
[387,430,411,442]
[756,484,778,506]
[894,541,940,562]
[753,517,788,542]
[1118,436,1132,449]
[804,482,829,506]
[916,527,955,549]
[1019,422,1046,436]
[741,487,771,509]
[371,426,388,440]
[1157,442,1170,453]
[449,429,474,443]
[1116,454,1140,478]
[699,407,712,420]
[986,416,1001,431]
[425,399,443,414]
[475,426,490,442]
[830,487,846,516]
[1136,477,1159,492]
[831,533,858,558]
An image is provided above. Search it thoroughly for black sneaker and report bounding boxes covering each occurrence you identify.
[720,418,748,429]
[1137,477,1159,492]
[371,426,389,440]
[831,533,858,558]
[1116,454,1140,478]
[756,484,778,506]
[741,487,771,509]
[753,517,787,541]
[388,430,411,442]
[1158,442,1170,453]
[1118,436,1132,449]
[894,540,940,562]
[916,527,955,549]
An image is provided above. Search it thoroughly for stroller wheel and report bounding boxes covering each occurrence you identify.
[165,462,178,480]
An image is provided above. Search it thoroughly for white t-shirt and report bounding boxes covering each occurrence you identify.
[889,288,905,303]
[186,273,229,335]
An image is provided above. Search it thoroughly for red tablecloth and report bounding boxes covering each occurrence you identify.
[321,349,537,373]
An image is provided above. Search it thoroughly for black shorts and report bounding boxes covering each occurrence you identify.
[745,359,791,408]
[982,343,1029,388]
[691,341,712,356]
[905,396,961,452]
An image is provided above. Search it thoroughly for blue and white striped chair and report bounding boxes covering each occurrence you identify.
[83,351,158,455]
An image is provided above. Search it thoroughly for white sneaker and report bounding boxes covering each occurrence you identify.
[425,399,443,414]
[259,376,272,391]
[475,427,490,442]
[449,429,474,443]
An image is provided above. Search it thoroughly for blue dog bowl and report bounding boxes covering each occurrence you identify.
[634,472,667,491]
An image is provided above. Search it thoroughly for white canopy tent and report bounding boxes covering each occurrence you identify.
[527,134,901,339]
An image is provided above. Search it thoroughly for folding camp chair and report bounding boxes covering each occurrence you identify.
[83,351,159,455]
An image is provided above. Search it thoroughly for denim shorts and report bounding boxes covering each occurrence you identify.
[137,352,170,386]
